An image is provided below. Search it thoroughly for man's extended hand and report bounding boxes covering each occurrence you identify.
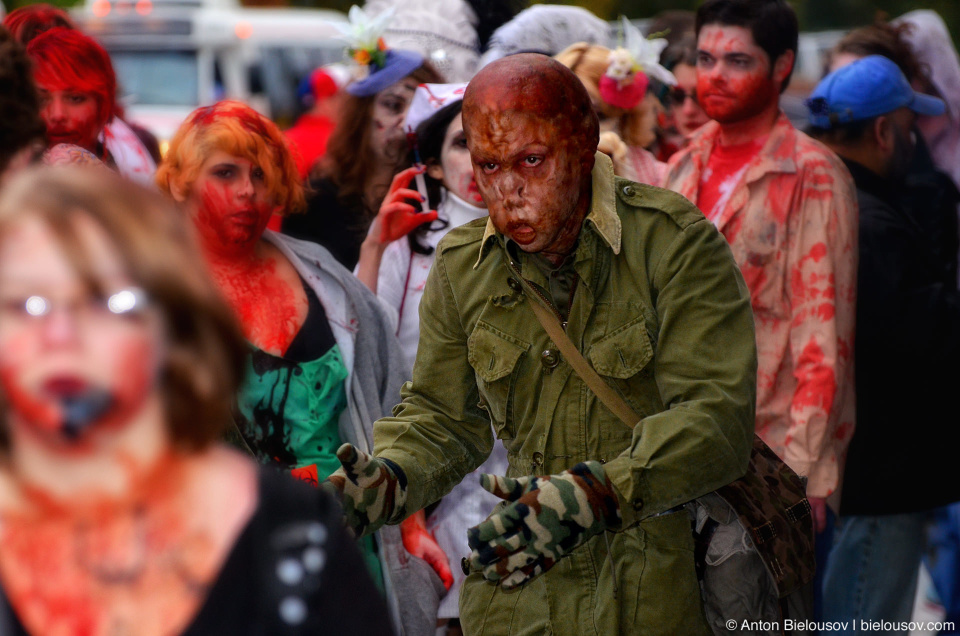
[324,443,408,538]
[466,461,621,589]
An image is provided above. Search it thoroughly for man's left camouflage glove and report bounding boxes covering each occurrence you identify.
[466,461,622,589]
[324,443,408,538]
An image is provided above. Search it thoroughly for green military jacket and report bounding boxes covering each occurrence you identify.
[374,153,758,635]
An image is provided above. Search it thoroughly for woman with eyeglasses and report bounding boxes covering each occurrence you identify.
[0,166,392,635]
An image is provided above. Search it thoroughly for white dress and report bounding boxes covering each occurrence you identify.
[375,190,509,620]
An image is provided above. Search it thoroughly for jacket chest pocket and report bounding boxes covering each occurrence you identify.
[467,322,529,439]
[587,315,661,419]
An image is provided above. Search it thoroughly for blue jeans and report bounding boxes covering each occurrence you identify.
[822,512,930,634]
[814,506,835,621]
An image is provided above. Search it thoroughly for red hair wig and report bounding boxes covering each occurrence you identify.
[2,4,75,45]
[26,27,116,132]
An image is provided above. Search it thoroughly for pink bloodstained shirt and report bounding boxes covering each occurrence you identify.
[664,113,859,501]
[697,135,766,223]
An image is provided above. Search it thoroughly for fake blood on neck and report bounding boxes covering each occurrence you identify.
[206,254,304,356]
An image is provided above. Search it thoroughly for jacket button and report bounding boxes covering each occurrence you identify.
[622,185,634,196]
[507,277,522,292]
[541,349,560,368]
[632,498,644,512]
[532,451,544,466]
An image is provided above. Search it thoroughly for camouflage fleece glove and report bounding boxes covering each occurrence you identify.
[466,461,622,589]
[324,443,408,538]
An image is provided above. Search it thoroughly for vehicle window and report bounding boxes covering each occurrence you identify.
[112,50,199,107]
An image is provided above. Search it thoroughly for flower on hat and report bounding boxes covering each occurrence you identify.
[599,16,676,110]
[339,5,394,78]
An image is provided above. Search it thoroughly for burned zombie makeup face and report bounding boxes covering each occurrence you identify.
[0,216,165,449]
[465,102,590,260]
[37,86,101,153]
[182,151,276,259]
[370,78,419,164]
[696,25,781,124]
[427,113,485,207]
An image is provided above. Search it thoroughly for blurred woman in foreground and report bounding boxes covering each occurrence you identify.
[0,167,390,635]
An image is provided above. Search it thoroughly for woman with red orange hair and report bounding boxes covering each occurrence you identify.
[157,100,444,635]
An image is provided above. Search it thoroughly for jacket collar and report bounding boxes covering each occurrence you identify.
[474,151,620,268]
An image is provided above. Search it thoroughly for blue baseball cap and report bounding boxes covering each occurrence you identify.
[807,55,945,129]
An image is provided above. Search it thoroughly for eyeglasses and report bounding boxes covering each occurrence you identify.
[0,287,151,331]
[666,88,699,108]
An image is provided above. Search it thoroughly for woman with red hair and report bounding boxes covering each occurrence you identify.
[156,100,444,635]
[25,27,157,183]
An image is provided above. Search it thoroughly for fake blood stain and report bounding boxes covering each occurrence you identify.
[695,27,780,125]
[194,182,273,257]
[210,257,303,355]
[0,455,219,636]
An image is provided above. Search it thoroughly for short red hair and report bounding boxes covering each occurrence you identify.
[26,27,116,132]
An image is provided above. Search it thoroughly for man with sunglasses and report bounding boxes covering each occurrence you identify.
[663,0,858,612]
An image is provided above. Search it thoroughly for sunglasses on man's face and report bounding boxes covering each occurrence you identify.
[666,88,699,107]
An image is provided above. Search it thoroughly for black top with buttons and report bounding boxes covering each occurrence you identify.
[0,469,393,636]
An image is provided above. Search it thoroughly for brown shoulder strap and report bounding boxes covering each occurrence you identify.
[521,281,642,428]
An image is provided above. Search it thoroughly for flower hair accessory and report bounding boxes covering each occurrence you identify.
[339,5,393,78]
[599,16,677,110]
[337,5,425,98]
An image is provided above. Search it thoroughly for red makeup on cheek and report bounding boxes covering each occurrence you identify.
[698,69,776,122]
[194,182,272,254]
[105,336,157,426]
[467,179,483,204]
[0,368,62,434]
[0,334,158,446]
[43,101,101,151]
[455,173,484,205]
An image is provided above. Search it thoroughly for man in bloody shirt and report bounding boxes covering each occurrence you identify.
[663,0,858,605]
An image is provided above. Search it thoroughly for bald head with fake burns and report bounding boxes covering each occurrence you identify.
[462,54,600,265]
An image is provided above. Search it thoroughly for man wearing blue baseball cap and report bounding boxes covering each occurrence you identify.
[808,54,945,180]
[808,55,960,636]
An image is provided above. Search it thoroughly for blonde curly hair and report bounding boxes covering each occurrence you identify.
[554,42,662,149]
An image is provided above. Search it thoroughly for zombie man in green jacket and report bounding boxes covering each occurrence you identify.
[327,54,758,635]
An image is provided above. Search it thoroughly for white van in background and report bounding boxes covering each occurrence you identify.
[72,0,348,151]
